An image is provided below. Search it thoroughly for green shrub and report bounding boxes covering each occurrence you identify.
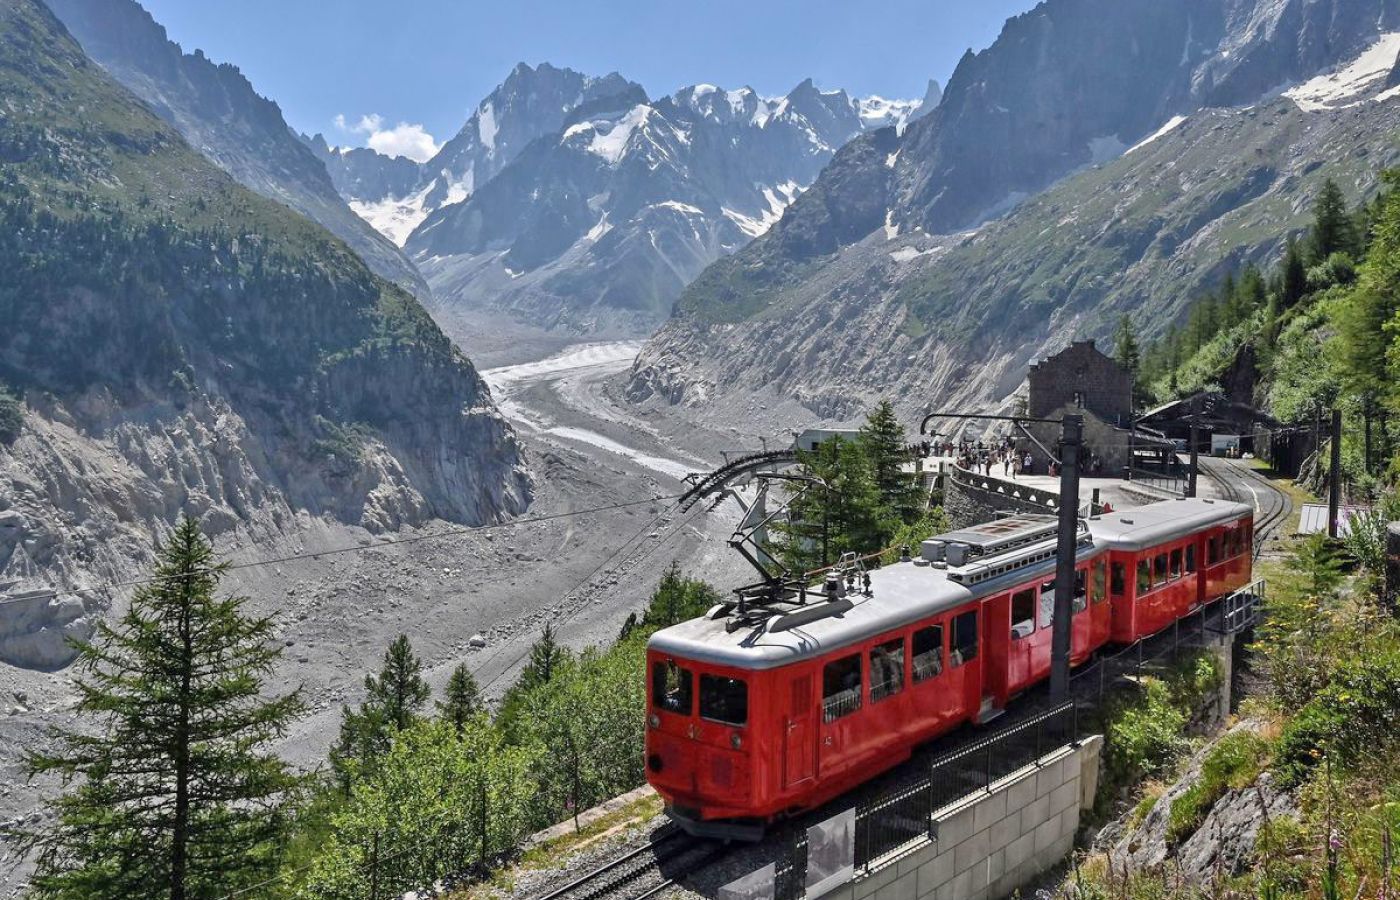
[1104,678,1190,787]
[1276,649,1400,785]
[0,386,22,444]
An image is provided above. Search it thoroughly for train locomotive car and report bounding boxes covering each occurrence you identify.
[644,498,1253,838]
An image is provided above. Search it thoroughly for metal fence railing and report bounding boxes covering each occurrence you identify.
[1125,466,1188,497]
[769,582,1266,899]
[773,703,1077,900]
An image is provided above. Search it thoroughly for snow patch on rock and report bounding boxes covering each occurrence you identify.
[1285,32,1400,111]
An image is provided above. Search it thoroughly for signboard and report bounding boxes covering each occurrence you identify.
[805,808,856,898]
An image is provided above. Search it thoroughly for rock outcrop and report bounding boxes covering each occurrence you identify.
[0,0,531,669]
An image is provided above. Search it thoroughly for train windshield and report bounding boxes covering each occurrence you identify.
[652,660,693,715]
[699,674,748,726]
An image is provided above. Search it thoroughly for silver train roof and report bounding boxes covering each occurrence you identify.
[647,499,1250,670]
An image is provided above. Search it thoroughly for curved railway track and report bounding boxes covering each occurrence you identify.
[1198,457,1293,556]
[535,828,726,900]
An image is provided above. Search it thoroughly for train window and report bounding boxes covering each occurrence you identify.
[1093,560,1107,605]
[653,661,692,715]
[912,626,943,682]
[822,655,863,722]
[1137,560,1152,596]
[1111,562,1126,597]
[1185,545,1196,573]
[951,611,978,666]
[1073,569,1088,613]
[1039,581,1055,629]
[1154,554,1169,587]
[870,638,905,702]
[1011,589,1036,639]
[1207,535,1221,565]
[699,674,748,726]
[1170,548,1183,580]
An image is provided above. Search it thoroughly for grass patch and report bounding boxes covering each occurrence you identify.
[1165,729,1273,845]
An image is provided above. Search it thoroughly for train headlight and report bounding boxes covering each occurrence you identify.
[730,732,742,750]
[649,713,660,729]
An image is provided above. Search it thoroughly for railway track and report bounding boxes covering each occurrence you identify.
[1199,457,1293,556]
[535,828,727,900]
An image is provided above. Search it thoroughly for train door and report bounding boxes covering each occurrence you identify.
[782,672,815,789]
[982,594,1011,708]
[946,608,982,722]
[818,653,863,778]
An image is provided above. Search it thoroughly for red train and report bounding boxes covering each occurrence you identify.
[644,498,1253,838]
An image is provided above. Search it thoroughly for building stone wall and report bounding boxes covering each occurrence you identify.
[820,735,1103,900]
[1028,340,1132,427]
[943,467,1058,529]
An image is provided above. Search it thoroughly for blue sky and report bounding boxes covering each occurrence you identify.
[141,0,1040,161]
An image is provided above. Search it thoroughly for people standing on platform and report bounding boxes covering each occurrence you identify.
[1023,451,1034,475]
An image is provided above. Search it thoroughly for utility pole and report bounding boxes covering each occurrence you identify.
[1050,414,1083,702]
[1328,407,1343,539]
[1187,419,1199,498]
[918,410,1083,700]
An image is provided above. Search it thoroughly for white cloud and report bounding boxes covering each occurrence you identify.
[332,112,438,162]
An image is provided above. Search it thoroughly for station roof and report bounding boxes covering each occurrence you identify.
[650,498,1251,670]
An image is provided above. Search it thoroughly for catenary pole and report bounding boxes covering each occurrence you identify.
[1328,407,1343,538]
[1050,414,1083,702]
[1187,419,1199,498]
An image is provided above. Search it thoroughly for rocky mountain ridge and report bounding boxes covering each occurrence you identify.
[305,63,645,247]
[44,0,431,300]
[397,72,924,334]
[628,0,1400,425]
[0,0,529,669]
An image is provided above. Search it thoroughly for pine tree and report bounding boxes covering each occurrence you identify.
[1281,237,1309,309]
[438,664,483,734]
[330,634,431,792]
[858,400,922,526]
[1310,178,1358,263]
[24,518,303,900]
[364,634,431,733]
[519,623,566,692]
[1113,314,1141,381]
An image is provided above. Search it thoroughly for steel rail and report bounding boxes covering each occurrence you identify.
[534,827,725,900]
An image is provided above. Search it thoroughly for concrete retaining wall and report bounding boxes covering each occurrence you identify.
[824,735,1103,900]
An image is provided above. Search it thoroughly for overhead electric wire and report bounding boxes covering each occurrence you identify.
[41,493,685,599]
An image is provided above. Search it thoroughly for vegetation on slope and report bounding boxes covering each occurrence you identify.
[0,0,486,455]
[287,564,720,899]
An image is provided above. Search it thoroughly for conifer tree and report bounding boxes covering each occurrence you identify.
[519,623,566,692]
[1281,237,1309,309]
[24,517,303,900]
[859,400,922,525]
[330,634,430,792]
[1113,314,1141,381]
[438,664,483,734]
[364,634,431,733]
[1310,178,1358,263]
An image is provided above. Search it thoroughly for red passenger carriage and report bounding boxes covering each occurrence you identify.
[644,498,1253,838]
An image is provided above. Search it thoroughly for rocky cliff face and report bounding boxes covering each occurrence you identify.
[0,0,529,668]
[44,0,431,300]
[403,77,918,334]
[629,0,1400,425]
